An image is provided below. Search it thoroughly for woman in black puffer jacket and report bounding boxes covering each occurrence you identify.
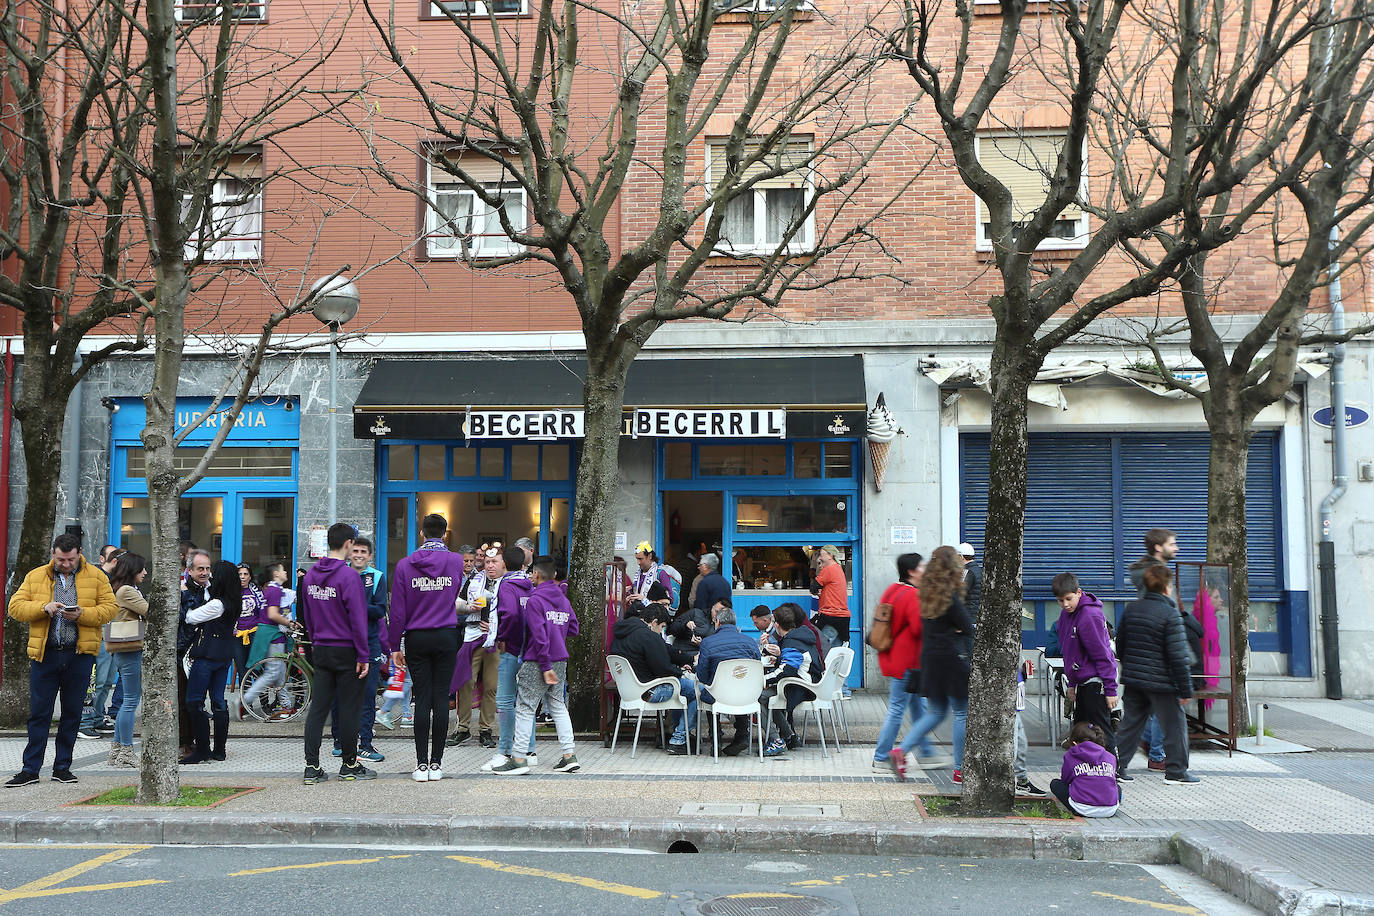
[1112,564,1198,785]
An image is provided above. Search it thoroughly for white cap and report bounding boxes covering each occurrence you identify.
[957,542,975,558]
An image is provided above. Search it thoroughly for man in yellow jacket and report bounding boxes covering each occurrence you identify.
[5,533,117,788]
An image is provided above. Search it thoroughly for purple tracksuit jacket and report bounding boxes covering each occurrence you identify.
[522,580,579,672]
[389,543,465,641]
[1055,590,1119,696]
[301,557,369,664]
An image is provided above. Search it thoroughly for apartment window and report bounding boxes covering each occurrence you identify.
[975,132,1087,250]
[183,153,263,261]
[426,154,525,259]
[708,138,813,255]
[711,0,812,11]
[426,0,524,16]
[175,0,266,20]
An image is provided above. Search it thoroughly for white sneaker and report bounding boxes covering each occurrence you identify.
[526,753,538,767]
[412,764,429,782]
[480,754,509,772]
[427,765,444,781]
[917,752,954,769]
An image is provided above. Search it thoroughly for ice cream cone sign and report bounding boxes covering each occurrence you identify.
[867,392,901,492]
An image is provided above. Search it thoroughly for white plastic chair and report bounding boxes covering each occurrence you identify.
[824,646,855,742]
[771,660,844,758]
[606,655,689,758]
[696,657,766,762]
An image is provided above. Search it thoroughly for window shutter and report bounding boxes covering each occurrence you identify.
[977,134,1082,223]
[709,139,811,190]
[434,149,514,184]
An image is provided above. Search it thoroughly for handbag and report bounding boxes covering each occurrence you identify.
[104,616,145,645]
[865,601,894,653]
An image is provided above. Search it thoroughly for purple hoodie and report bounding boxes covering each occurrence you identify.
[389,543,465,640]
[522,580,580,672]
[1060,741,1120,809]
[493,574,535,656]
[301,557,369,664]
[1055,590,1118,696]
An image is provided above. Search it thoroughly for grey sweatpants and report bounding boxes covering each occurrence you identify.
[513,661,574,758]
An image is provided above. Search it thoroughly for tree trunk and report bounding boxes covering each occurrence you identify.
[0,359,73,726]
[564,345,635,730]
[961,341,1039,815]
[1204,403,1253,734]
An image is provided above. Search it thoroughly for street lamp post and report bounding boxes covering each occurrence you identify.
[310,275,360,525]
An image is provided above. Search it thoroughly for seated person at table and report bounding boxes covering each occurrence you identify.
[669,597,720,648]
[695,605,761,757]
[607,606,697,755]
[760,603,825,756]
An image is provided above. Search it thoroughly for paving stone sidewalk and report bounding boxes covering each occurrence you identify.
[4,694,1374,903]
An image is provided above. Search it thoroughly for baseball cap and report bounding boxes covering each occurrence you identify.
[958,543,975,558]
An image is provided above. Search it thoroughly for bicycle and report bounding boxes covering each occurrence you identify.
[239,627,314,723]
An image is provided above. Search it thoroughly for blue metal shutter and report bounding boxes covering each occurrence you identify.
[960,431,1281,598]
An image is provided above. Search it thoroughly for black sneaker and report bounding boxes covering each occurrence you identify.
[77,727,101,740]
[666,741,688,756]
[1165,772,1201,786]
[51,769,78,784]
[446,729,472,748]
[339,761,377,781]
[478,731,496,748]
[1016,778,1049,798]
[722,736,750,757]
[5,771,38,789]
[303,765,328,784]
[1116,770,1134,783]
[785,735,804,751]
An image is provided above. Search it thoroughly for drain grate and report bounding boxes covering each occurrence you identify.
[673,886,858,916]
[679,803,760,816]
[758,804,843,818]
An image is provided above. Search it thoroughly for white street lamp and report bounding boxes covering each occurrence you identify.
[310,275,359,525]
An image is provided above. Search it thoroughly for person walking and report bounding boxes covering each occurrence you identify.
[104,553,149,767]
[5,534,118,787]
[181,560,241,764]
[1127,528,1179,769]
[958,543,982,620]
[891,545,972,783]
[492,556,580,775]
[301,523,376,784]
[389,514,464,781]
[1112,564,1200,786]
[872,553,952,773]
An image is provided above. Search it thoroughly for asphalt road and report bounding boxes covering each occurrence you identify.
[0,843,1255,914]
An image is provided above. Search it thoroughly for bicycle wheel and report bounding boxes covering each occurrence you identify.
[240,656,312,722]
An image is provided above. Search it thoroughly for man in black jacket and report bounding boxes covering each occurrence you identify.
[608,607,697,753]
[1112,564,1199,785]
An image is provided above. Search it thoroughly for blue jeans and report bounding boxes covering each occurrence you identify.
[875,675,933,762]
[111,650,143,746]
[1142,715,1166,761]
[496,651,535,756]
[899,693,968,767]
[23,648,95,775]
[647,678,698,743]
[81,644,116,729]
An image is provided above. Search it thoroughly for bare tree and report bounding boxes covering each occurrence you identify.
[891,0,1372,813]
[354,0,912,724]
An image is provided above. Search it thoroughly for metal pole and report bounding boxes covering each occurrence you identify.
[1318,224,1345,700]
[327,324,338,525]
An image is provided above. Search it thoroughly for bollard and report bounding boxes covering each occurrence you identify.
[1256,703,1269,745]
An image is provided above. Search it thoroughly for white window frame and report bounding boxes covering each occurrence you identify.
[425,159,526,259]
[427,0,525,16]
[174,0,266,21]
[712,0,813,12]
[183,176,263,262]
[706,139,815,257]
[973,132,1089,252]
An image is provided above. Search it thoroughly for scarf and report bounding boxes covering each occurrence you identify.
[635,563,661,597]
[419,539,448,552]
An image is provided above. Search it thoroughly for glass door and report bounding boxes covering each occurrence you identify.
[118,496,224,563]
[544,496,571,576]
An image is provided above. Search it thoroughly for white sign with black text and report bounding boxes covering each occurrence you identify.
[630,408,786,439]
[462,409,585,440]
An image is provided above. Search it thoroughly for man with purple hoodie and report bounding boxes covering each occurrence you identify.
[389,513,465,782]
[1052,572,1120,756]
[480,545,537,771]
[492,556,580,775]
[300,523,374,784]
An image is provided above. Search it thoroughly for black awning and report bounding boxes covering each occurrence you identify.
[353,355,866,440]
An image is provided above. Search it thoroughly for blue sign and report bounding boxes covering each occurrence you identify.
[1313,405,1370,429]
[111,396,300,444]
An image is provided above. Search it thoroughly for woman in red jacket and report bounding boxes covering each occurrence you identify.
[871,553,953,772]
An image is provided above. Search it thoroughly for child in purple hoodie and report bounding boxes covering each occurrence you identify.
[490,556,580,776]
[1051,721,1121,817]
[1052,572,1120,756]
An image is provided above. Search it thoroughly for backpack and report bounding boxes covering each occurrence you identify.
[659,565,683,610]
[865,601,894,653]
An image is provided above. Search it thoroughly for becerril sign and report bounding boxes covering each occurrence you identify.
[630,408,786,439]
[462,410,585,440]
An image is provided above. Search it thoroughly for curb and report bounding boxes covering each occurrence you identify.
[4,811,1372,911]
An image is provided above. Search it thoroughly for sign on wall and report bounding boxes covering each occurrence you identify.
[462,410,585,440]
[112,396,299,444]
[629,408,786,439]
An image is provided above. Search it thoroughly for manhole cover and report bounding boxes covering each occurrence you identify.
[673,886,857,916]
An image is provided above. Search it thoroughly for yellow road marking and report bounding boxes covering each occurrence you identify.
[1091,891,1204,914]
[230,855,411,876]
[0,880,167,903]
[790,880,833,887]
[0,846,161,904]
[447,854,662,899]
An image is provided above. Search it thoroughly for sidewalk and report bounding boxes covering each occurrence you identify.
[4,694,1374,913]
